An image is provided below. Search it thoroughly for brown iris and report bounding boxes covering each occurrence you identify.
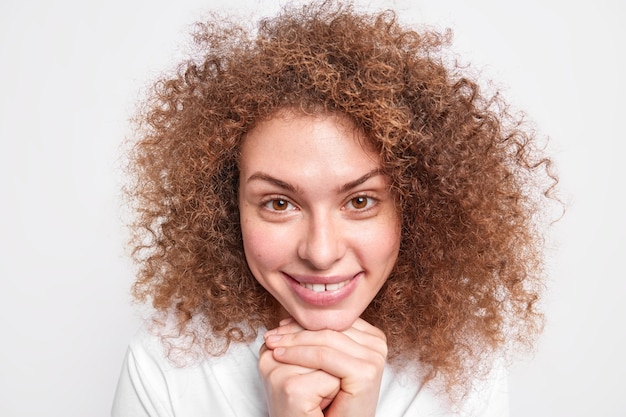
[350,196,368,209]
[272,199,289,211]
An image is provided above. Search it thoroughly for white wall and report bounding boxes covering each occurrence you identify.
[1,0,623,416]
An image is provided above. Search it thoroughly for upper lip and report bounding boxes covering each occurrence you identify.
[284,272,358,285]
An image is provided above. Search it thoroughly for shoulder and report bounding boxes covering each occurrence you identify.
[112,322,267,417]
[378,361,509,416]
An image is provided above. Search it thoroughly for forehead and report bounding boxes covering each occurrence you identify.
[237,113,387,200]
[239,112,380,173]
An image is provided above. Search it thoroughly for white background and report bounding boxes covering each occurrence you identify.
[1,0,624,416]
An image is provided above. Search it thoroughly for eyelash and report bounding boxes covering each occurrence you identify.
[344,194,378,212]
[260,194,378,214]
[262,197,297,212]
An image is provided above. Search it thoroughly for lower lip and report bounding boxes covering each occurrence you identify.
[285,273,361,306]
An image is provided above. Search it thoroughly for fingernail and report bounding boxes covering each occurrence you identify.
[274,347,286,356]
[266,334,282,343]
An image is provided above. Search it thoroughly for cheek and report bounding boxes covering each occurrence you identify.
[241,225,266,268]
[369,231,401,263]
[359,217,401,261]
[241,221,291,272]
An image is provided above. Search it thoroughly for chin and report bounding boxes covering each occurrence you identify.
[294,310,359,332]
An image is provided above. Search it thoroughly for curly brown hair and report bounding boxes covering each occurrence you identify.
[125,0,558,397]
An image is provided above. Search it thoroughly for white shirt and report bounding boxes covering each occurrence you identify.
[111,325,509,416]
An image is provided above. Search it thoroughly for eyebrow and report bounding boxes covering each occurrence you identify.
[338,168,383,193]
[247,172,298,193]
[246,169,382,194]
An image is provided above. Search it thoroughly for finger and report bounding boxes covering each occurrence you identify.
[341,324,387,356]
[343,318,386,343]
[279,317,295,326]
[291,369,340,411]
[268,318,386,353]
[273,346,385,404]
[271,343,376,375]
[265,328,387,361]
[277,319,305,333]
[269,370,340,416]
[347,317,382,335]
[259,342,316,377]
[264,319,305,339]
[259,345,341,415]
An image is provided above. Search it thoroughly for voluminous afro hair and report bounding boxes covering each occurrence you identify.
[126,0,559,398]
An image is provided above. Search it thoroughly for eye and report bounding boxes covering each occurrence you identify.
[347,195,375,210]
[264,198,295,212]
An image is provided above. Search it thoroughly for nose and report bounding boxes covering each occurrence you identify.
[297,213,345,270]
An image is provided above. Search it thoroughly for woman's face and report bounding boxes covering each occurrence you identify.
[238,112,401,331]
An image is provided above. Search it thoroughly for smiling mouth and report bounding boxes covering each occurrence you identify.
[298,279,351,292]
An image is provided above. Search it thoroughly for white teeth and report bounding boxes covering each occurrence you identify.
[300,280,349,292]
[325,282,343,291]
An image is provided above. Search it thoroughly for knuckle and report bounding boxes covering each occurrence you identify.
[281,374,306,399]
[369,326,386,342]
[267,367,284,387]
[378,340,388,359]
[372,331,388,358]
[319,329,336,345]
[315,346,331,365]
[257,350,275,374]
[359,361,382,383]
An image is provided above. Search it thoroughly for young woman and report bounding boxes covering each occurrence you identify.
[112,1,558,415]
